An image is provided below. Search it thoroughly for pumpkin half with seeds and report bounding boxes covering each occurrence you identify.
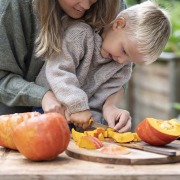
[136,118,180,146]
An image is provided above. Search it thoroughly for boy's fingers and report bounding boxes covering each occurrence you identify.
[107,118,115,128]
[116,118,132,133]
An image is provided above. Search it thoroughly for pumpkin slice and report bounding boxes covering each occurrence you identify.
[72,128,85,142]
[76,136,103,149]
[136,118,180,146]
[98,133,105,141]
[132,133,141,142]
[136,118,165,145]
[84,127,105,140]
[112,132,134,143]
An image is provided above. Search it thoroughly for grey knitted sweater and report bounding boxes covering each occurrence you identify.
[36,22,133,122]
[0,0,49,115]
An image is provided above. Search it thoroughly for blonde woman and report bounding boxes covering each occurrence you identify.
[0,0,127,117]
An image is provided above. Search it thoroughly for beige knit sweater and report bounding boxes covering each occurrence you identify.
[36,22,133,122]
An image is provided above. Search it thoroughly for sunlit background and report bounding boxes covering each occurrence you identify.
[120,0,180,131]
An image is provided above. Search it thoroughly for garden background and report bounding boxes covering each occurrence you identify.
[121,0,180,131]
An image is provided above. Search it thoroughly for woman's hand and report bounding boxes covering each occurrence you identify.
[42,91,66,115]
[70,110,92,129]
[103,105,132,133]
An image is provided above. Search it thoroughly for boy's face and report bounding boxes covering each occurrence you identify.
[101,17,144,64]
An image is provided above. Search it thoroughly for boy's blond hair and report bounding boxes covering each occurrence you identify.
[118,0,171,64]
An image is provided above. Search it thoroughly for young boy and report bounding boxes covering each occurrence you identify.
[36,1,171,132]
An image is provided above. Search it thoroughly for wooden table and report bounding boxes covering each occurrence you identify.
[0,147,180,180]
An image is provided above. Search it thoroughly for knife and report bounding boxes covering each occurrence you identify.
[88,119,109,129]
[120,143,177,156]
[75,118,110,132]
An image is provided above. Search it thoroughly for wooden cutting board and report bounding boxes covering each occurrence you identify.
[66,139,180,165]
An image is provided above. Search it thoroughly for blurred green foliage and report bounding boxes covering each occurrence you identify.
[126,0,141,6]
[173,103,180,111]
[125,0,180,56]
[160,0,180,56]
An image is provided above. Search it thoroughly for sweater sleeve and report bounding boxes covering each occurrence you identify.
[0,0,49,107]
[45,23,94,114]
[89,62,133,110]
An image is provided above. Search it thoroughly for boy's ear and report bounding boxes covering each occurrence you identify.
[112,17,126,30]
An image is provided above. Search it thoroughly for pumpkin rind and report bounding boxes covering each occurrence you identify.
[13,113,70,161]
[0,112,40,150]
[136,118,180,146]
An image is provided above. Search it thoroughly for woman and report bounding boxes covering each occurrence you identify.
[0,0,130,130]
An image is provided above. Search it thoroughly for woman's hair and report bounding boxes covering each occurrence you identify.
[118,0,171,64]
[32,0,122,59]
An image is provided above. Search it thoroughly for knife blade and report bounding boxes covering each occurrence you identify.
[89,121,109,129]
[75,118,110,132]
[121,143,177,156]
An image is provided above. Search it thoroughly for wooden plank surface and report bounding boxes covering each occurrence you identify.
[0,146,180,180]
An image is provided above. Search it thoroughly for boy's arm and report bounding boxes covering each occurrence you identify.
[90,62,133,132]
[103,88,125,108]
[45,23,94,115]
[44,23,95,128]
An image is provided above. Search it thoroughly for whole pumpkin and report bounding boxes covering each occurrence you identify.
[0,112,40,150]
[136,118,180,146]
[13,113,70,161]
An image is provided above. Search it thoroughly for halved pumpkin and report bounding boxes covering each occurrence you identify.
[136,118,180,146]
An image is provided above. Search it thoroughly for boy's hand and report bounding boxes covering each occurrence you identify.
[103,105,132,132]
[70,110,92,129]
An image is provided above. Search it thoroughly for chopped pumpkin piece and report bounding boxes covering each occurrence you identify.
[107,131,116,138]
[102,130,108,137]
[112,132,134,143]
[72,128,85,142]
[98,133,105,141]
[84,130,95,137]
[76,136,103,149]
[84,128,106,140]
[132,133,141,142]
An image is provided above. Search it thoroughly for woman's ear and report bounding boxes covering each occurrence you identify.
[112,17,126,30]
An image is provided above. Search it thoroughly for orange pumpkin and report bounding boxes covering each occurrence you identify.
[13,113,70,161]
[136,118,180,146]
[0,112,40,150]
